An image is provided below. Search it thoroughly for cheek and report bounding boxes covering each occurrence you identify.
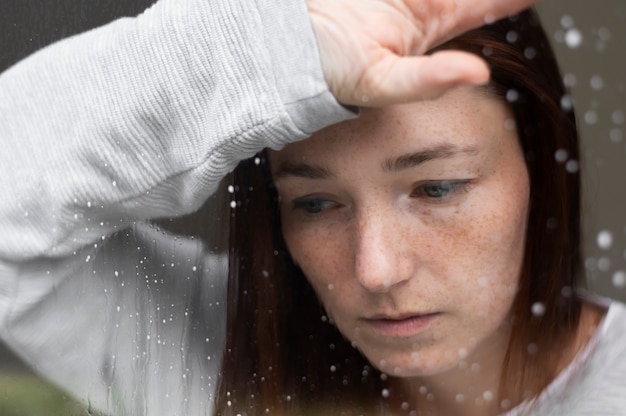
[281,218,346,286]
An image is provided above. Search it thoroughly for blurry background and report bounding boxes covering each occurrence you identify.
[536,0,626,301]
[0,0,625,414]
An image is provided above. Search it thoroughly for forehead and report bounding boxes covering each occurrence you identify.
[270,87,512,166]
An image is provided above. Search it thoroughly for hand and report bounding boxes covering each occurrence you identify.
[307,0,539,106]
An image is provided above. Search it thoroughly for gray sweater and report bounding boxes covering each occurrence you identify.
[1,0,625,415]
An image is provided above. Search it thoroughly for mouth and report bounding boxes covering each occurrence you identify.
[361,312,440,338]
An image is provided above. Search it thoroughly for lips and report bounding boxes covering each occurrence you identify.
[362,312,439,337]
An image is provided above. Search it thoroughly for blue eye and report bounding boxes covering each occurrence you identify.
[292,198,337,214]
[413,181,471,200]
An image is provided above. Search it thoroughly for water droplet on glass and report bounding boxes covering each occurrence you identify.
[584,110,598,125]
[506,89,519,103]
[597,230,613,250]
[563,73,576,87]
[560,15,574,29]
[456,394,465,403]
[327,283,334,291]
[612,110,625,125]
[590,75,604,91]
[381,388,390,398]
[564,28,583,49]
[230,200,237,209]
[527,343,538,355]
[506,30,518,43]
[565,160,579,173]
[612,270,626,288]
[254,157,261,165]
[598,27,611,41]
[610,128,623,143]
[597,257,611,272]
[561,286,573,298]
[555,149,568,163]
[524,47,536,59]
[330,365,336,373]
[483,391,494,402]
[560,94,574,111]
[483,13,495,24]
[228,185,234,193]
[531,302,546,317]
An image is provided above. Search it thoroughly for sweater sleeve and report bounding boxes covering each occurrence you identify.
[0,0,355,262]
[0,0,355,412]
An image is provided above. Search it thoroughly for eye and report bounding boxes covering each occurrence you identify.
[412,180,472,201]
[292,197,338,214]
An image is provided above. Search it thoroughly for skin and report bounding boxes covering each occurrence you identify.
[307,0,539,105]
[269,86,530,414]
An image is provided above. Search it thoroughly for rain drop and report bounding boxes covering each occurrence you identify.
[565,160,579,173]
[609,128,623,143]
[555,149,568,163]
[612,271,626,288]
[230,200,237,209]
[560,15,574,29]
[598,257,611,272]
[597,230,613,250]
[456,394,465,403]
[506,30,518,43]
[590,75,604,91]
[560,94,573,111]
[524,47,536,60]
[564,28,583,49]
[381,388,390,398]
[563,73,577,87]
[531,302,546,317]
[506,89,519,103]
[327,283,334,291]
[611,110,624,125]
[584,110,598,125]
[228,185,235,193]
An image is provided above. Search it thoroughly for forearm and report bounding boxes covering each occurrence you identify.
[0,0,353,261]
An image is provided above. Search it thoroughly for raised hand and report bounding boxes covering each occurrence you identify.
[308,0,538,106]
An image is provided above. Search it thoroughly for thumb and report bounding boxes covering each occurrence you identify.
[363,50,490,105]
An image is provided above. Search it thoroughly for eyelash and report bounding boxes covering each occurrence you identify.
[290,180,472,217]
[410,180,473,202]
[292,197,338,215]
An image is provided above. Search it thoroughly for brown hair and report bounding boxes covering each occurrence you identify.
[216,8,583,415]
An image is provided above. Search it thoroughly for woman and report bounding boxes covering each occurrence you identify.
[1,1,624,416]
[222,9,626,416]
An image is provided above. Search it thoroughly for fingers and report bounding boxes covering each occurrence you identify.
[353,51,490,106]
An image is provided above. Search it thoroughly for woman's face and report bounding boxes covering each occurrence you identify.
[269,87,530,377]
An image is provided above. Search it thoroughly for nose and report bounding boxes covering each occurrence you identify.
[354,208,416,293]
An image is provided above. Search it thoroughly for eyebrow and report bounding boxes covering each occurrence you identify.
[382,144,480,172]
[272,162,335,180]
[272,143,480,180]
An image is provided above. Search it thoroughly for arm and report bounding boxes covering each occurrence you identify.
[0,0,353,263]
[0,0,352,412]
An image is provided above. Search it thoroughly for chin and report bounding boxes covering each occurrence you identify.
[363,349,461,378]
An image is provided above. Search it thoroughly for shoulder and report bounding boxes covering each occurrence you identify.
[564,298,626,415]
